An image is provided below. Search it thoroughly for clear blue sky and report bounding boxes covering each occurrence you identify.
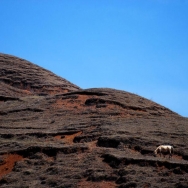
[0,1,188,117]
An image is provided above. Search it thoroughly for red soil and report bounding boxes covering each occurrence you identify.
[78,179,116,188]
[52,95,92,110]
[172,154,183,160]
[0,154,24,179]
[54,131,82,144]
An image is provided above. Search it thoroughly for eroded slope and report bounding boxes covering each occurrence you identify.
[0,53,80,96]
[0,54,188,188]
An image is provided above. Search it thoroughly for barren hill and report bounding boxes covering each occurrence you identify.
[0,53,80,97]
[0,53,188,188]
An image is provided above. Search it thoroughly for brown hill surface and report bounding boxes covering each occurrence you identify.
[0,53,80,97]
[0,53,188,188]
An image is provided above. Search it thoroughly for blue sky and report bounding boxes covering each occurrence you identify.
[0,1,188,117]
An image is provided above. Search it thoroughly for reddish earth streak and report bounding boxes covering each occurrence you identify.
[0,154,23,179]
[54,131,82,144]
[78,179,116,188]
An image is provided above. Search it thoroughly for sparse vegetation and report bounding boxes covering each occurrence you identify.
[0,53,188,187]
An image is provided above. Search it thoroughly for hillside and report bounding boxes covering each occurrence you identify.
[0,53,188,188]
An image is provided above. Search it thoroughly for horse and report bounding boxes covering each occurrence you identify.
[154,145,174,159]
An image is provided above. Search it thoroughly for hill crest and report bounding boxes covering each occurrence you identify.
[0,53,187,188]
[0,53,80,97]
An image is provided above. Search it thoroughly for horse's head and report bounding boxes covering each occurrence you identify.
[153,148,158,157]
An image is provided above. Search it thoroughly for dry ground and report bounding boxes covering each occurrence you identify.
[0,53,188,188]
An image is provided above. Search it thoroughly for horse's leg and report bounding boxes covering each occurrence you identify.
[169,152,172,159]
[158,149,161,157]
[169,149,172,159]
[162,151,165,158]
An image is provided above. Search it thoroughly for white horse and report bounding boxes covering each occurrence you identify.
[154,145,174,159]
